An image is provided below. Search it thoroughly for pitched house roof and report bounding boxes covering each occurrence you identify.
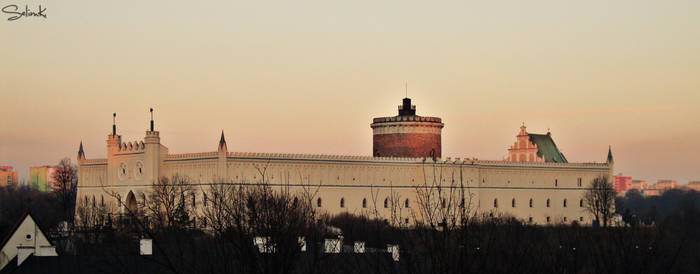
[528,134,568,163]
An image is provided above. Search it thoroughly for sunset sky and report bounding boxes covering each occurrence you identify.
[1,0,698,183]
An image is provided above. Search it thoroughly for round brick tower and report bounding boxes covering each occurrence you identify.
[371,98,444,159]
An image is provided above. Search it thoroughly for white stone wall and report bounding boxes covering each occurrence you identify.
[77,145,610,225]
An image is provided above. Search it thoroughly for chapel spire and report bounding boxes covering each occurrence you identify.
[78,141,85,160]
[218,131,228,152]
[607,145,614,164]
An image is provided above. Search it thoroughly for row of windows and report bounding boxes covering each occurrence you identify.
[317,197,412,209]
[528,216,585,223]
[494,198,584,208]
[86,193,586,212]
[483,177,584,187]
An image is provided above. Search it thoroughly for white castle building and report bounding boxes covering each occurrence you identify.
[76,99,613,225]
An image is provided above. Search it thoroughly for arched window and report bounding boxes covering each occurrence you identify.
[317,198,322,208]
[580,199,584,207]
[92,196,96,207]
[555,179,558,187]
[460,198,465,208]
[546,199,550,208]
[563,199,567,208]
[512,198,516,208]
[529,198,533,208]
[340,198,345,208]
[203,193,208,207]
[441,198,446,209]
[404,199,410,208]
[384,198,389,208]
[362,198,367,208]
[494,198,498,208]
[192,193,196,207]
[546,216,551,223]
[100,195,104,207]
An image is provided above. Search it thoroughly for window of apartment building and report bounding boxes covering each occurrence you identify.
[340,198,345,208]
[546,199,550,208]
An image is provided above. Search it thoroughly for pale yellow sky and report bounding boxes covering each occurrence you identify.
[1,0,699,183]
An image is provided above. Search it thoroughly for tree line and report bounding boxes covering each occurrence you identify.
[1,160,699,273]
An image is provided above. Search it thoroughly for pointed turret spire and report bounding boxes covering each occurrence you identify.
[78,141,85,160]
[218,131,227,152]
[112,113,117,135]
[607,145,614,164]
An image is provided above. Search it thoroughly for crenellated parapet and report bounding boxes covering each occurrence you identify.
[80,158,107,165]
[166,152,219,160]
[116,140,146,153]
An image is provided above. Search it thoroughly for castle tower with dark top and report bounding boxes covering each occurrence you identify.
[370,98,444,158]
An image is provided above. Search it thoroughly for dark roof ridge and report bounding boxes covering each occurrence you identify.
[0,210,31,250]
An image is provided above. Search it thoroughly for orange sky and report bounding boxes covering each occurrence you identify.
[1,0,699,183]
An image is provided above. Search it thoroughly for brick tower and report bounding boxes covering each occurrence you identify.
[371,98,444,159]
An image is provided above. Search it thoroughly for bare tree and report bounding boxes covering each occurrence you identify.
[583,175,615,227]
[53,157,78,223]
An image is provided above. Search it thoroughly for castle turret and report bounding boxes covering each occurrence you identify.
[370,98,444,159]
[106,113,122,186]
[144,108,162,183]
[107,113,122,155]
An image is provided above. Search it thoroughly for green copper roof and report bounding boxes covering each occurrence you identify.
[528,134,568,163]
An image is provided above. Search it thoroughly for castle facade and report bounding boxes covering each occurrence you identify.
[76,99,613,225]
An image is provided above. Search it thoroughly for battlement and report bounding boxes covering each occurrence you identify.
[166,152,219,160]
[372,116,442,124]
[225,151,424,163]
[80,158,107,165]
[116,140,145,153]
[165,151,612,170]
